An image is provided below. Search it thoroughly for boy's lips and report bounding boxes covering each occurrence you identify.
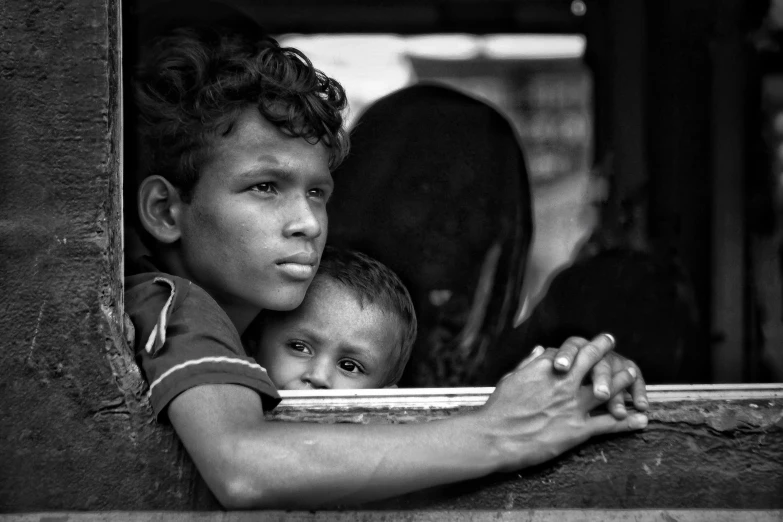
[276,252,318,265]
[275,252,318,280]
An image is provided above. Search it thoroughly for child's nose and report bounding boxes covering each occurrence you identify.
[283,194,323,239]
[301,360,331,390]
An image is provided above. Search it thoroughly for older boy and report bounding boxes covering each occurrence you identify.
[252,246,416,390]
[126,25,649,509]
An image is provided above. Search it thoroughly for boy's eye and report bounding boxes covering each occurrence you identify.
[338,359,364,374]
[308,188,331,202]
[287,341,311,355]
[251,182,277,194]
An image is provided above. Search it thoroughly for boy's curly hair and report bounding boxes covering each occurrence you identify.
[132,26,349,201]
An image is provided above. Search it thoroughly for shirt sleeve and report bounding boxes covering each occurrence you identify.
[126,274,280,420]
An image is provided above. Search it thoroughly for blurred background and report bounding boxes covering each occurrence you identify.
[127,0,783,384]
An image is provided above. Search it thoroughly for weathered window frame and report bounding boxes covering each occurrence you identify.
[3,0,781,514]
[109,0,783,515]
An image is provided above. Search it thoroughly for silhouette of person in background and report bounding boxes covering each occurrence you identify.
[328,83,533,387]
[330,82,699,386]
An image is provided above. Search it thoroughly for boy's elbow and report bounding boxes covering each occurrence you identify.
[205,442,273,509]
[213,471,315,510]
[209,451,287,510]
[212,474,266,510]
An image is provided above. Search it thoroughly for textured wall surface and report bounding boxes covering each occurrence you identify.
[0,0,196,511]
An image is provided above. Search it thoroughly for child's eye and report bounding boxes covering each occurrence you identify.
[308,188,330,202]
[251,182,277,194]
[287,341,311,355]
[338,359,364,374]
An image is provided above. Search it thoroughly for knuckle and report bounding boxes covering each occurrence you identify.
[582,343,602,361]
[595,358,612,371]
[619,372,636,389]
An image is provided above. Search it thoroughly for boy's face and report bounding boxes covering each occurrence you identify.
[257,279,402,389]
[174,107,333,323]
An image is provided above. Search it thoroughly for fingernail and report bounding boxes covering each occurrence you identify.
[555,357,570,368]
[602,333,616,345]
[627,367,637,379]
[637,398,649,409]
[630,414,648,430]
[595,385,610,398]
[533,345,545,357]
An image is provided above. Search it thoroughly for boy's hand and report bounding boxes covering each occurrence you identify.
[482,333,648,472]
[524,334,648,419]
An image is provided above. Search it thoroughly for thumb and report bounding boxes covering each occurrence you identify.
[516,345,546,371]
[498,346,546,383]
[585,411,649,437]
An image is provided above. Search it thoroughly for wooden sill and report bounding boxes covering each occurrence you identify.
[273,383,783,410]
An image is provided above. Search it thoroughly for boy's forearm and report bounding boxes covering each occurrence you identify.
[171,338,648,510]
[169,384,505,510]
[228,413,502,509]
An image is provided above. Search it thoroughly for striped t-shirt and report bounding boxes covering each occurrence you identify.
[125,257,280,419]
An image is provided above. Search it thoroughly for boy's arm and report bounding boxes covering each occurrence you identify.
[168,334,648,509]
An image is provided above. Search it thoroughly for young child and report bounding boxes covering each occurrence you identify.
[252,246,416,390]
[125,22,649,510]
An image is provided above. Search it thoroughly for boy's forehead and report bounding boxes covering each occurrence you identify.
[308,277,363,308]
[202,106,331,179]
[308,278,403,343]
[217,107,327,154]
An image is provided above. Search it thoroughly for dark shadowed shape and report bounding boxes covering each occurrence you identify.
[487,247,703,384]
[328,84,533,387]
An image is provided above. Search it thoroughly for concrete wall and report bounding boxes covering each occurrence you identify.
[0,0,197,511]
[0,0,781,514]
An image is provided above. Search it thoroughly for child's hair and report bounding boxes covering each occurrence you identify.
[309,247,417,386]
[131,25,350,203]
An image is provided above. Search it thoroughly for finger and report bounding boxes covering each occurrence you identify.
[585,365,636,411]
[590,357,613,401]
[606,366,637,418]
[608,353,648,412]
[515,345,546,371]
[552,337,588,372]
[627,362,649,411]
[606,386,628,419]
[571,333,616,380]
[586,411,649,437]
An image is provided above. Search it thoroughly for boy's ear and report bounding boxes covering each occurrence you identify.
[137,176,185,244]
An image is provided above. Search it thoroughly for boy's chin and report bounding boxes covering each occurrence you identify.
[260,292,307,312]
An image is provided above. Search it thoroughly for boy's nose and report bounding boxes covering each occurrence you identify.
[283,195,323,239]
[301,360,331,389]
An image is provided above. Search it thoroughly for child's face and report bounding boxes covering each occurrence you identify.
[173,107,333,322]
[257,279,401,390]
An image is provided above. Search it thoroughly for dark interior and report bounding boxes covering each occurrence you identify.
[123,0,781,384]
